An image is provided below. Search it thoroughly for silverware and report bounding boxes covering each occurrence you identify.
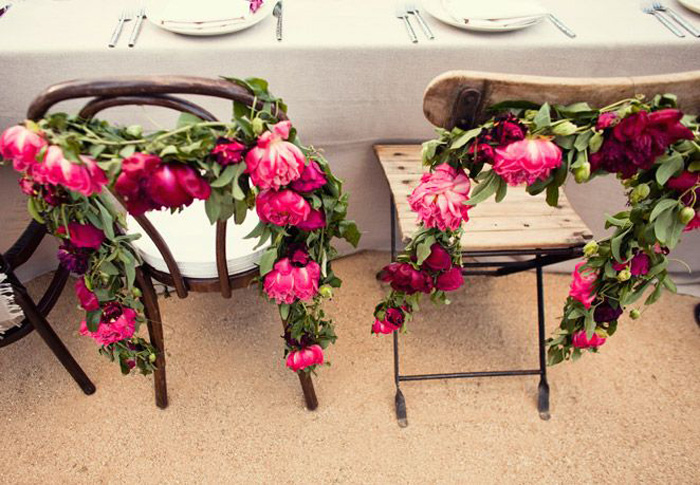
[396,5,418,43]
[273,1,282,42]
[406,1,434,40]
[128,7,146,47]
[642,6,685,37]
[109,9,134,48]
[653,1,700,37]
[547,13,576,38]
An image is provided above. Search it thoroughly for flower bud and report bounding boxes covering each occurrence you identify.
[679,206,695,225]
[149,353,157,363]
[125,125,143,138]
[252,117,265,136]
[132,287,142,298]
[583,241,599,257]
[573,162,591,183]
[630,309,641,320]
[630,183,650,203]
[318,285,333,299]
[617,268,631,282]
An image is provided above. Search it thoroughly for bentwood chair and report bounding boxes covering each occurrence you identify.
[1,221,95,395]
[376,70,700,426]
[27,76,318,410]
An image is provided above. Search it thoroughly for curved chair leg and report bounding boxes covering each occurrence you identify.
[13,283,96,395]
[298,372,318,410]
[136,269,168,409]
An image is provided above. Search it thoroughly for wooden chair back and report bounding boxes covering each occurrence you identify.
[26,76,289,300]
[423,70,700,130]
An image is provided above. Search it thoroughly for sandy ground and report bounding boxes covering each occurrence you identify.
[1,251,699,484]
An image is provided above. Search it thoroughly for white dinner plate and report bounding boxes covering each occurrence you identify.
[422,0,545,32]
[678,0,700,15]
[146,0,276,36]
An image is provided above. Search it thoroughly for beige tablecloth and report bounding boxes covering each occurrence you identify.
[1,0,698,293]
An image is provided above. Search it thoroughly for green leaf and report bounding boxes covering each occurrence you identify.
[339,220,361,247]
[588,131,604,153]
[645,282,664,305]
[611,227,631,262]
[655,152,684,185]
[96,200,115,240]
[204,196,221,225]
[546,185,559,207]
[584,311,596,339]
[421,139,443,163]
[574,131,594,151]
[279,304,290,321]
[258,247,278,276]
[176,112,203,128]
[468,171,499,205]
[415,236,436,265]
[654,208,674,244]
[650,199,679,222]
[451,127,481,149]
[533,103,551,130]
[244,220,266,240]
[210,164,240,188]
[233,199,247,225]
[27,198,45,224]
[124,262,136,289]
[86,310,102,332]
[495,177,508,203]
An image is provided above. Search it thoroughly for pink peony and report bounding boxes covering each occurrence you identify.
[263,256,321,304]
[80,304,136,346]
[408,164,471,231]
[211,139,246,166]
[0,125,47,171]
[372,307,406,335]
[572,330,606,349]
[569,261,597,309]
[290,161,327,193]
[245,121,306,190]
[435,266,464,291]
[256,189,311,227]
[75,278,100,311]
[493,137,562,187]
[286,344,324,372]
[57,223,105,249]
[34,146,108,196]
[380,262,433,295]
[422,243,452,272]
[595,112,619,130]
[297,208,326,231]
[148,163,211,209]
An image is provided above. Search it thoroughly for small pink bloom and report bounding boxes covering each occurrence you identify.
[256,189,311,227]
[596,112,619,130]
[569,261,597,309]
[290,161,327,193]
[0,125,47,171]
[80,305,136,346]
[435,266,464,291]
[291,260,321,302]
[18,177,36,196]
[572,330,606,349]
[372,307,406,335]
[285,344,324,372]
[263,256,321,304]
[493,137,562,187]
[422,243,452,272]
[296,208,326,231]
[408,163,471,231]
[75,278,100,311]
[249,0,264,13]
[245,121,306,190]
[147,163,211,209]
[37,146,107,196]
[57,223,105,249]
[211,139,246,166]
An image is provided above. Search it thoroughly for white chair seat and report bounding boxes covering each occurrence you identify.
[127,199,269,279]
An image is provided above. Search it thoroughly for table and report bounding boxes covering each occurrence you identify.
[1,0,698,293]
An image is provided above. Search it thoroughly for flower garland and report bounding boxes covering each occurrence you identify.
[0,77,359,375]
[373,94,699,365]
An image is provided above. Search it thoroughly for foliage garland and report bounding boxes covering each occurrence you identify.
[1,78,359,375]
[372,94,699,364]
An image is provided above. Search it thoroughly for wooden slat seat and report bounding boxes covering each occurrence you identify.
[375,145,593,251]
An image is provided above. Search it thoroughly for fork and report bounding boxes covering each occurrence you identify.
[653,1,700,37]
[642,4,685,37]
[109,9,133,48]
[406,1,434,40]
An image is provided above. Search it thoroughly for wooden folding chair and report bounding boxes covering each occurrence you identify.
[376,70,700,426]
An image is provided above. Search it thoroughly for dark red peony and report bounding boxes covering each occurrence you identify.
[380,262,433,294]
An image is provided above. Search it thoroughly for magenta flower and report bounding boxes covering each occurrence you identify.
[408,164,471,231]
[80,304,136,346]
[612,252,650,276]
[263,256,321,304]
[114,153,162,215]
[595,112,619,130]
[380,262,433,295]
[34,146,108,197]
[286,344,324,372]
[493,137,562,187]
[245,121,306,190]
[422,243,452,272]
[211,139,246,166]
[684,210,700,232]
[569,261,597,309]
[435,266,464,291]
[297,208,326,231]
[75,278,100,311]
[290,161,327,193]
[572,330,606,349]
[372,307,406,335]
[0,125,47,172]
[593,300,623,323]
[256,189,311,227]
[57,223,105,249]
[148,163,211,209]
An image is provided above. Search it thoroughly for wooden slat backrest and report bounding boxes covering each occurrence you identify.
[423,70,700,130]
[26,76,285,299]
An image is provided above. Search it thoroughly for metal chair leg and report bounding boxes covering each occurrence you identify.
[13,284,96,395]
[394,330,408,427]
[298,371,319,410]
[535,263,551,420]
